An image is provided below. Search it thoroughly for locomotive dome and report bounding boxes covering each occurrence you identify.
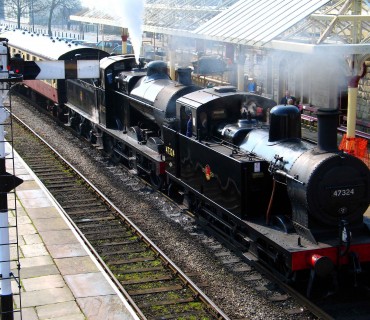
[270,104,300,115]
[146,61,169,80]
[269,104,301,142]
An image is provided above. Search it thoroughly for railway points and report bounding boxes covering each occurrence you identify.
[5,143,140,320]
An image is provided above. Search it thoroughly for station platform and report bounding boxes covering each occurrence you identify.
[4,145,139,320]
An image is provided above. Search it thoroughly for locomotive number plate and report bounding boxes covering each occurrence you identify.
[165,146,175,157]
[332,188,355,197]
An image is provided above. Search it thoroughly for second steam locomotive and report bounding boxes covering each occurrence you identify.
[3,29,370,296]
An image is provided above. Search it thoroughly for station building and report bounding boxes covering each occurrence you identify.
[71,0,370,131]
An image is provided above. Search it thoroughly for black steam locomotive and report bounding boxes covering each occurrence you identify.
[4,29,370,296]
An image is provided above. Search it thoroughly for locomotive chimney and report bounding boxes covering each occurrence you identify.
[177,67,192,86]
[316,108,340,152]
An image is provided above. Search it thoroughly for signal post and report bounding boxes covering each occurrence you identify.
[0,39,23,320]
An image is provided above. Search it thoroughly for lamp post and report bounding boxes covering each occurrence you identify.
[31,0,34,32]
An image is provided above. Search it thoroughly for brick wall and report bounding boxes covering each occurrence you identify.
[357,65,370,123]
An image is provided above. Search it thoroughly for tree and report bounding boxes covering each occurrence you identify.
[4,0,81,33]
[5,0,49,29]
[45,0,81,35]
[5,0,33,28]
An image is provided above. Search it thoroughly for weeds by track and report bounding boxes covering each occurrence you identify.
[10,114,230,320]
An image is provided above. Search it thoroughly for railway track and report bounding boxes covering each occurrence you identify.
[9,115,231,320]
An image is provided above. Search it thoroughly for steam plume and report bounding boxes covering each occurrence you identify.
[117,0,144,63]
[82,0,144,62]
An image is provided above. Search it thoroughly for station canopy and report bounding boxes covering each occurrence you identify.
[70,0,370,54]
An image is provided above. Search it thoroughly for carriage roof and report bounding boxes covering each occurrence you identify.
[0,29,108,60]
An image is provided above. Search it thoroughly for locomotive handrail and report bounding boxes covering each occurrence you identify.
[209,136,257,157]
[274,169,305,185]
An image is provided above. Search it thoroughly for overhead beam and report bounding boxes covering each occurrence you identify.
[311,14,370,21]
[269,40,370,55]
[316,0,353,44]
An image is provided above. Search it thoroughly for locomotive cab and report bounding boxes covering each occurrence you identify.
[178,103,224,140]
[177,87,274,144]
[164,88,277,218]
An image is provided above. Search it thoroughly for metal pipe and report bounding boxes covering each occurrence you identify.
[121,28,129,54]
[346,63,366,139]
[169,36,176,80]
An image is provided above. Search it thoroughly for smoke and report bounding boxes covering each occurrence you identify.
[82,0,145,63]
[117,0,145,63]
[262,48,351,108]
[292,52,349,107]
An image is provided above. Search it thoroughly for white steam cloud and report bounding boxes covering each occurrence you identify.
[117,0,144,63]
[256,48,351,108]
[82,0,145,62]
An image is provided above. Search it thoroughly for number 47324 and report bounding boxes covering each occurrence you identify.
[332,188,355,197]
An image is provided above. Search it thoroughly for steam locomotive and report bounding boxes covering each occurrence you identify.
[4,29,370,296]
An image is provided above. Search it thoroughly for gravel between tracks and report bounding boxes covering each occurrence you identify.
[9,95,317,320]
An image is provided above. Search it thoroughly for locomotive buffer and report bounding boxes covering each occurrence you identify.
[0,38,100,320]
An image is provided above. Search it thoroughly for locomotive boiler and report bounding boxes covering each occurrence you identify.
[240,106,369,242]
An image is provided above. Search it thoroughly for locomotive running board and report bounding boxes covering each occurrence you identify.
[292,221,318,244]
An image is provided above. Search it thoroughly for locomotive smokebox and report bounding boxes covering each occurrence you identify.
[316,108,340,152]
[269,105,301,142]
[177,67,192,86]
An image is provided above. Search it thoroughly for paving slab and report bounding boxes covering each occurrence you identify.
[18,287,75,308]
[32,217,70,231]
[78,295,138,320]
[26,206,61,219]
[14,307,38,320]
[36,301,83,319]
[21,243,49,258]
[8,214,32,225]
[18,264,61,279]
[22,274,66,291]
[47,243,89,259]
[16,222,38,236]
[55,256,100,275]
[23,233,43,245]
[39,229,81,246]
[18,255,54,268]
[65,272,117,298]
[16,180,40,190]
[16,193,54,208]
